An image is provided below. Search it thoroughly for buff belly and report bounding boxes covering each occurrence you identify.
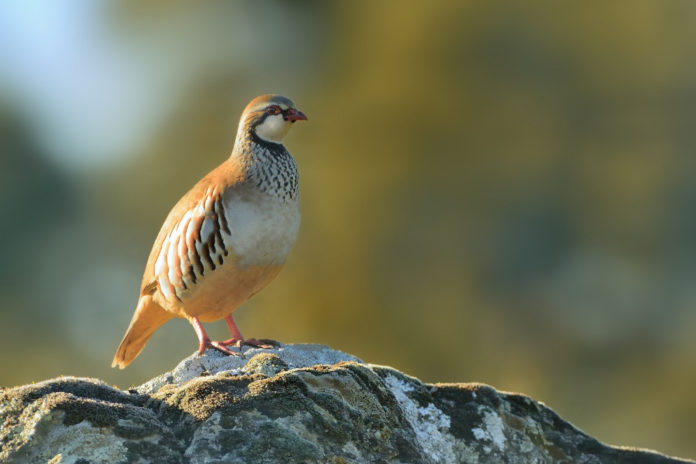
[164,263,283,322]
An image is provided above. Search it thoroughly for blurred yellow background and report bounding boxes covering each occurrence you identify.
[1,0,695,459]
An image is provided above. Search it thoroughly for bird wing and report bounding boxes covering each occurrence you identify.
[140,160,243,302]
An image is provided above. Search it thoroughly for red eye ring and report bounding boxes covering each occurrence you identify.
[266,105,281,115]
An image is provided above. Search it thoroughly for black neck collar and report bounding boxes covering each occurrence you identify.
[250,130,286,151]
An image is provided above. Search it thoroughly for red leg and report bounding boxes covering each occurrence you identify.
[190,316,242,357]
[220,315,279,348]
[221,314,244,345]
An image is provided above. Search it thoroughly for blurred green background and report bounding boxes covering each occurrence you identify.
[1,0,695,459]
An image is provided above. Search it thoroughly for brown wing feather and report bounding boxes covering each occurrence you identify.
[140,159,244,297]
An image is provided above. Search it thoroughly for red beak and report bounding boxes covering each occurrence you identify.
[284,108,308,122]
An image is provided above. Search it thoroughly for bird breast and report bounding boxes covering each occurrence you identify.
[220,186,300,268]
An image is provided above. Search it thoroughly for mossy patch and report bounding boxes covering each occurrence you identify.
[242,353,289,377]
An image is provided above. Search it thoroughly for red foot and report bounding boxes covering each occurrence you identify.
[188,315,280,357]
[221,314,280,349]
[220,337,280,349]
[199,338,244,357]
[190,316,243,357]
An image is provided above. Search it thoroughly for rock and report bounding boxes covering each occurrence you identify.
[0,343,692,464]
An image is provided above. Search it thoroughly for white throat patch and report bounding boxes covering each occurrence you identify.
[255,114,291,143]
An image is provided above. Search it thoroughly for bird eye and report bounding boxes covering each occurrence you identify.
[266,106,280,115]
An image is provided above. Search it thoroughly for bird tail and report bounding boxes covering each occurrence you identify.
[112,296,172,369]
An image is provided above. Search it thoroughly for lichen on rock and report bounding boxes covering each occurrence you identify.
[0,344,692,464]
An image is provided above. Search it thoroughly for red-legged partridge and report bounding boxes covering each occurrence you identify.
[112,95,307,369]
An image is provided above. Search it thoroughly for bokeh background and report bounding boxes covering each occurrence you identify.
[1,0,695,459]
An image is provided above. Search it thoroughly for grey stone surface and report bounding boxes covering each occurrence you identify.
[138,343,363,395]
[0,343,692,464]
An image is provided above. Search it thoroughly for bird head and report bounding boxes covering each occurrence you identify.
[238,94,307,144]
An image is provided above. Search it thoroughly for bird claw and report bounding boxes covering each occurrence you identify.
[198,339,245,358]
[220,337,279,350]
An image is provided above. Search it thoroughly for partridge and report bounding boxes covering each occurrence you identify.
[112,94,307,369]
